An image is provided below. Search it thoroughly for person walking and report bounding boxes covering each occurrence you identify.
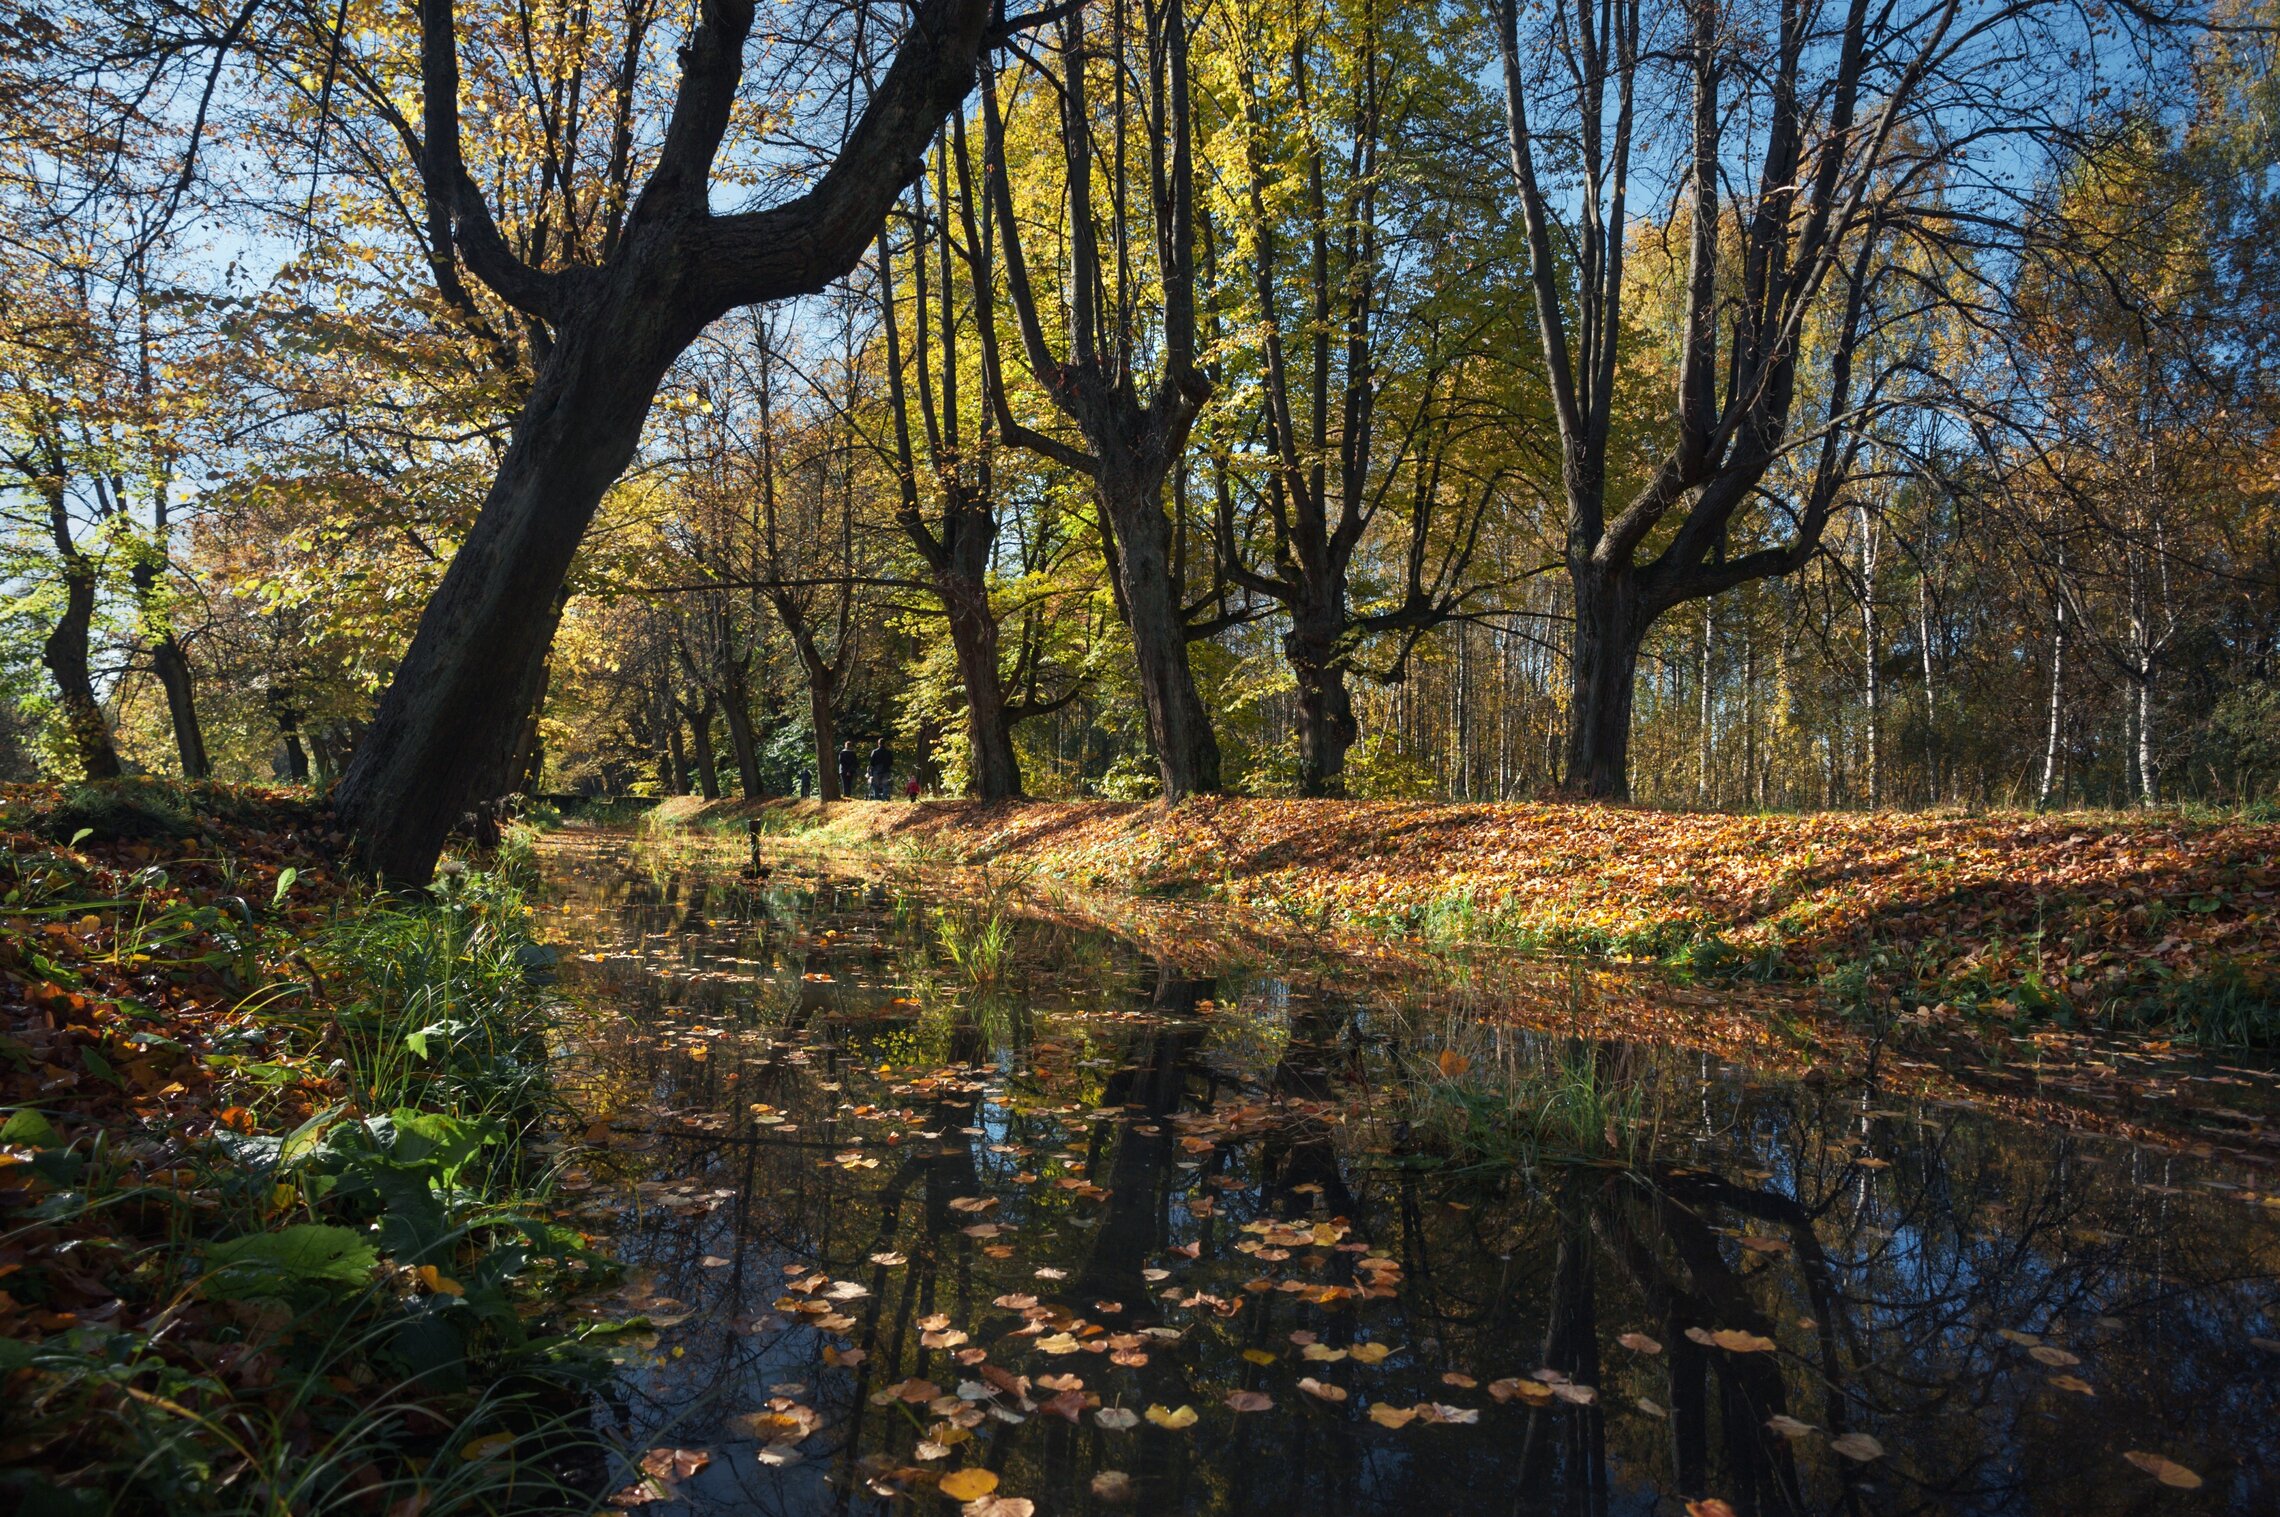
[867,738,893,800]
[797,767,813,799]
[837,741,858,800]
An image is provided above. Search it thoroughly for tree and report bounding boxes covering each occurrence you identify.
[1492,0,2169,797]
[1206,0,1524,794]
[327,0,997,880]
[978,0,1225,798]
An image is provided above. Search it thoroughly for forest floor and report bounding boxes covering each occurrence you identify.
[650,794,2280,1055]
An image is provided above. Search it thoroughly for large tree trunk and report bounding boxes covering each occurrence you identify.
[333,291,686,877]
[942,571,1021,800]
[1562,567,1643,800]
[721,691,765,799]
[802,656,840,805]
[44,557,122,782]
[1285,621,1356,798]
[689,694,721,799]
[130,550,209,779]
[149,634,209,780]
[1098,469,1219,799]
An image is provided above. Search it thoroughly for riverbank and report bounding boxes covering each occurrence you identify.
[0,780,611,1515]
[643,794,2280,1048]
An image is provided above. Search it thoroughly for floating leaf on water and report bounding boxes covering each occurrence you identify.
[1224,1390,1273,1413]
[1347,1342,1396,1364]
[1302,1343,1348,1362]
[938,1469,998,1501]
[1036,1333,1080,1354]
[2048,1374,2095,1395]
[1766,1415,1815,1440]
[1368,1403,1418,1429]
[1685,1502,1739,1517]
[1828,1432,1885,1462]
[1094,1407,1141,1431]
[1241,1348,1277,1365]
[869,1252,907,1267]
[755,1447,801,1467]
[1617,1331,1662,1355]
[2027,1344,2080,1367]
[1091,1469,1134,1501]
[1299,1377,1349,1402]
[1635,1397,1667,1418]
[1145,1404,1199,1429]
[1707,1329,1777,1354]
[962,1498,1034,1517]
[1997,1328,2041,1346]
[2122,1452,2203,1489]
[1442,1372,1477,1389]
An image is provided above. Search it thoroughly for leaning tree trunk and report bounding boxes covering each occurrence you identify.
[130,554,209,778]
[44,557,122,782]
[1562,565,1644,801]
[1285,620,1357,799]
[941,571,1022,800]
[1097,468,1219,799]
[149,635,209,779]
[332,300,685,878]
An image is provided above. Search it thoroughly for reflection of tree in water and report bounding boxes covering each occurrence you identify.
[543,841,2277,1517]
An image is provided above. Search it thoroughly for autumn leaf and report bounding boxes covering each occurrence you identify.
[938,1468,998,1501]
[1091,1469,1134,1501]
[1706,1328,1777,1354]
[1298,1377,1348,1402]
[1367,1403,1418,1428]
[1224,1390,1273,1413]
[2122,1451,2203,1488]
[1616,1331,1662,1354]
[1145,1403,1199,1429]
[1828,1432,1885,1462]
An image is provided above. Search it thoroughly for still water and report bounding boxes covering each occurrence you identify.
[535,831,2277,1516]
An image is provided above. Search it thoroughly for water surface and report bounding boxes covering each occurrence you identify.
[536,831,2279,1516]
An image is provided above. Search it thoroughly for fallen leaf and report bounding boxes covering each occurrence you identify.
[2048,1374,2095,1395]
[1766,1415,1815,1440]
[938,1469,998,1501]
[2122,1452,2203,1489]
[1145,1403,1198,1429]
[2027,1344,2080,1367]
[1091,1469,1134,1501]
[1708,1328,1777,1354]
[1299,1377,1349,1402]
[962,1498,1034,1517]
[1347,1342,1395,1364]
[1686,1502,1739,1517]
[1617,1331,1662,1355]
[1224,1390,1273,1413]
[1095,1406,1140,1431]
[1828,1432,1885,1462]
[1368,1403,1418,1429]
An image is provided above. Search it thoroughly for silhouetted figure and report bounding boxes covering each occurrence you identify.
[837,742,858,799]
[797,767,813,799]
[867,739,893,800]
